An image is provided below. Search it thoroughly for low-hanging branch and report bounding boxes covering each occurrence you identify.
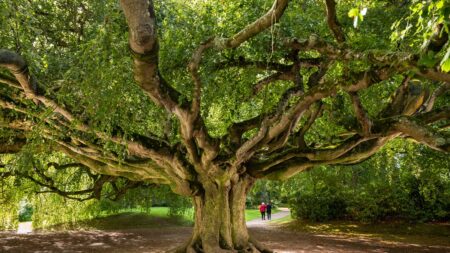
[0,163,152,201]
[0,0,447,201]
[349,92,372,136]
[0,49,195,188]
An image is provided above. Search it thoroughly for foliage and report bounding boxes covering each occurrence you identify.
[288,139,450,222]
[18,199,33,222]
[391,0,450,71]
[290,190,347,222]
[0,0,447,185]
[0,151,192,229]
[247,180,284,208]
[0,0,449,250]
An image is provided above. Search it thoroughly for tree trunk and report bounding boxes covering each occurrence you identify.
[172,175,272,253]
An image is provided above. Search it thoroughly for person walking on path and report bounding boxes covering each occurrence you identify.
[246,207,290,228]
[266,201,272,220]
[259,202,267,220]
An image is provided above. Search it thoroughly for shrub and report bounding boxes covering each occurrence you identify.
[290,190,347,222]
[18,201,33,222]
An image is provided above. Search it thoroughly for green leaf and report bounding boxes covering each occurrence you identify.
[436,0,444,9]
[441,58,450,72]
[418,52,438,68]
[442,6,450,19]
[348,8,359,18]
[440,48,450,72]
[359,14,364,22]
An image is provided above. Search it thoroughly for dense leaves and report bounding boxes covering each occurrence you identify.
[287,140,450,222]
[0,0,449,251]
[0,162,190,229]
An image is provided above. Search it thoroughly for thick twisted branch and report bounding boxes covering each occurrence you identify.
[1,162,152,201]
[0,48,181,161]
[287,35,450,83]
[296,101,324,148]
[220,0,289,49]
[184,0,290,170]
[350,92,372,136]
[393,117,449,152]
[250,103,449,180]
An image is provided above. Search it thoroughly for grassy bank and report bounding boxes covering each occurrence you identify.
[38,207,278,231]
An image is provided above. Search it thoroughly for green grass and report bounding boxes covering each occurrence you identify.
[43,207,274,231]
[43,212,190,231]
[148,207,272,222]
[141,207,279,222]
[43,207,194,231]
[273,217,450,247]
[98,207,195,222]
[149,207,194,221]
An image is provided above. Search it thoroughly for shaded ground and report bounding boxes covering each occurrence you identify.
[250,227,450,253]
[1,212,449,253]
[275,218,450,249]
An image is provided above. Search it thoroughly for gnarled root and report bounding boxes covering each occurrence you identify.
[250,237,274,253]
[168,238,272,253]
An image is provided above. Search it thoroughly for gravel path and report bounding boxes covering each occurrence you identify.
[246,207,291,228]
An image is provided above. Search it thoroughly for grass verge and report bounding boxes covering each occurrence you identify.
[40,207,276,230]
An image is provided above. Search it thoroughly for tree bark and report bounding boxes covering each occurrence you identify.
[172,175,271,253]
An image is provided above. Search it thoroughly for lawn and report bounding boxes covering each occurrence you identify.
[149,207,280,222]
[42,207,278,230]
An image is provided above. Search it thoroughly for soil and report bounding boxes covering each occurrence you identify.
[1,210,449,253]
[1,225,449,253]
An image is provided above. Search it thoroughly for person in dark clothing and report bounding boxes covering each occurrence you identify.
[259,202,266,220]
[266,201,272,220]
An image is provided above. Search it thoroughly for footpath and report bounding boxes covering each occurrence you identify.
[246,207,290,228]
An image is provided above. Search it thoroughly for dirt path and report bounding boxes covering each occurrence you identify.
[1,227,448,253]
[0,227,191,253]
[1,214,449,253]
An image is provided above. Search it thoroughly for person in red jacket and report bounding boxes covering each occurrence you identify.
[259,202,267,220]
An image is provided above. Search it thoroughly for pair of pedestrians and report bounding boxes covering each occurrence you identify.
[259,201,272,220]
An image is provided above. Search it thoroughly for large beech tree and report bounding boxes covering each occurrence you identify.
[1,0,449,252]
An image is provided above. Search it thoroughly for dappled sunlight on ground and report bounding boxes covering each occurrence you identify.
[1,212,449,252]
[1,225,449,253]
[274,219,450,248]
[251,227,450,253]
[0,227,191,253]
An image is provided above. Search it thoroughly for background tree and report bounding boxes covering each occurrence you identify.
[0,0,449,252]
[287,139,450,222]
